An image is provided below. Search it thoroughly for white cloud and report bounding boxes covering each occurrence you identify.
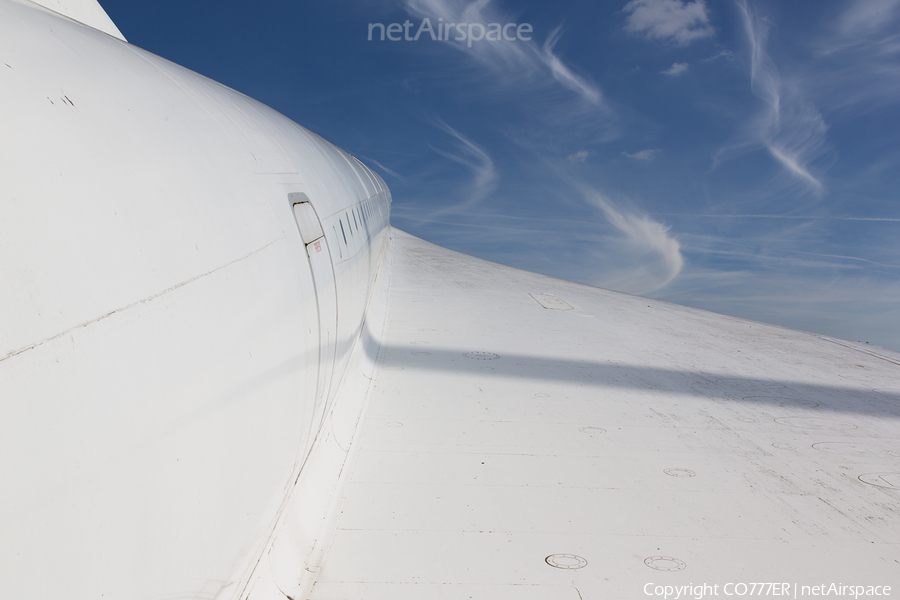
[589,191,684,293]
[622,149,660,160]
[540,25,604,105]
[402,0,604,106]
[661,61,689,76]
[567,150,591,163]
[653,256,900,351]
[702,49,733,62]
[766,145,823,192]
[427,119,497,216]
[810,0,900,109]
[357,155,405,181]
[623,0,714,45]
[652,213,900,223]
[836,0,900,38]
[717,0,827,194]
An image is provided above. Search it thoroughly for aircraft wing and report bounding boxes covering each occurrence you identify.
[307,230,900,599]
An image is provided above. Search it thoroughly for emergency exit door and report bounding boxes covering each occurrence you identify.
[288,192,337,441]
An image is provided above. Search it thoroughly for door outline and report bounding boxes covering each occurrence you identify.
[288,192,338,444]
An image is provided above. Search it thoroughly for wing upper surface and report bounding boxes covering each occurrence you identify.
[309,229,900,599]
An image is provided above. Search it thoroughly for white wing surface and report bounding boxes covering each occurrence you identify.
[308,230,900,599]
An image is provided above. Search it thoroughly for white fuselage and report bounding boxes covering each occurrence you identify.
[0,1,390,597]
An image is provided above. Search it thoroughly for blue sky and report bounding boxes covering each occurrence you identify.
[101,0,900,350]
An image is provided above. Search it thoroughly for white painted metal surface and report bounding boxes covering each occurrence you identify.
[20,0,124,40]
[1,2,389,598]
[2,2,899,599]
[310,231,900,599]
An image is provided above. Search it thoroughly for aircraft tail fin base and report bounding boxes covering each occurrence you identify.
[24,0,125,40]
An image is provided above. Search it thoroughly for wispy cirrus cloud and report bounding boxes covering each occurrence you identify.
[702,49,734,62]
[540,25,603,104]
[357,155,406,181]
[402,0,605,106]
[717,0,828,194]
[661,61,689,76]
[567,150,591,163]
[585,189,684,293]
[811,0,900,109]
[394,1,621,256]
[400,0,615,182]
[835,0,900,40]
[400,185,685,295]
[655,266,900,351]
[622,148,660,160]
[622,0,714,45]
[651,217,900,350]
[654,212,900,223]
[426,119,497,216]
